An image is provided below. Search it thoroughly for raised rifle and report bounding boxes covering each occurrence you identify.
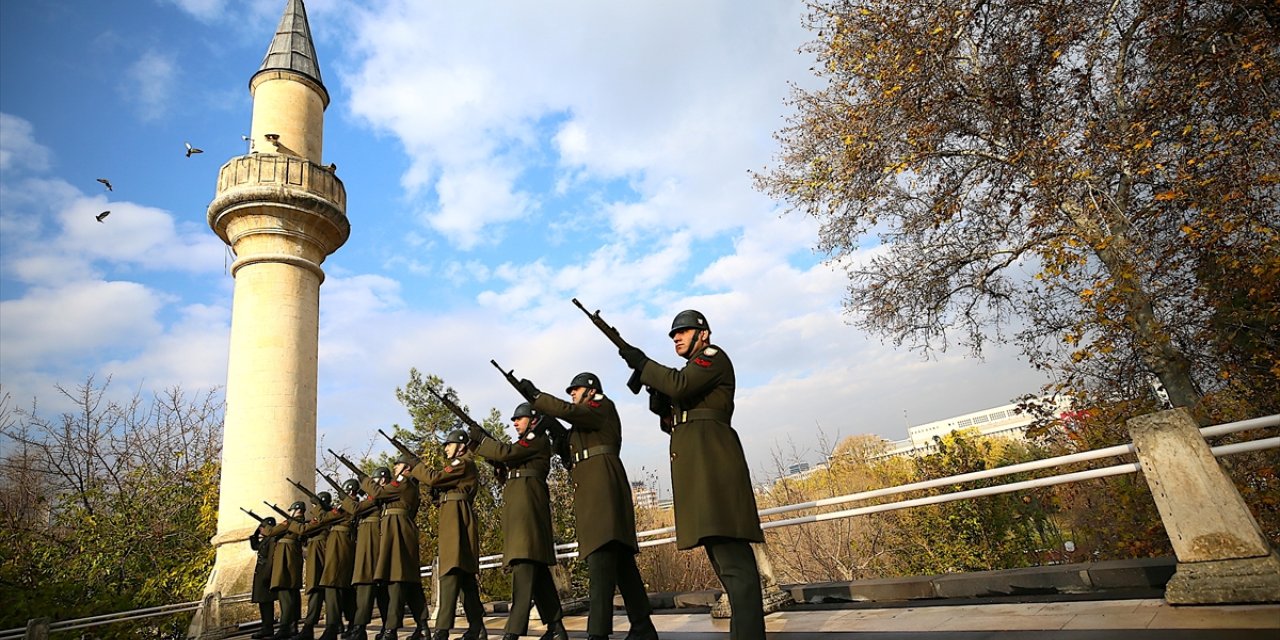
[264,500,304,523]
[240,507,266,523]
[317,468,348,496]
[377,429,422,466]
[328,449,368,480]
[421,385,509,478]
[570,298,643,394]
[491,358,573,468]
[287,477,327,508]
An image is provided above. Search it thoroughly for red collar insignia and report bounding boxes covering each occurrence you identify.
[518,439,530,447]
[588,400,601,408]
[694,357,712,367]
[443,465,454,473]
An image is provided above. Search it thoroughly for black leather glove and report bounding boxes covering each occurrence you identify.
[516,378,540,400]
[468,423,487,444]
[648,387,672,416]
[619,344,648,370]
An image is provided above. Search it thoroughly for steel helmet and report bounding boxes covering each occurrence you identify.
[289,500,306,513]
[373,467,392,483]
[565,372,601,394]
[443,429,469,445]
[342,478,361,495]
[669,309,709,337]
[511,402,536,421]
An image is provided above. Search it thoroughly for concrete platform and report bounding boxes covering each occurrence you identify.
[258,597,1274,640]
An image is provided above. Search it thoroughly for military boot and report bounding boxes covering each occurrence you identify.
[317,623,343,640]
[291,623,316,640]
[500,634,520,640]
[270,624,299,640]
[459,629,487,640]
[538,621,569,640]
[431,630,449,640]
[342,625,367,640]
[624,619,659,640]
[376,630,398,640]
[405,628,427,640]
[253,622,276,639]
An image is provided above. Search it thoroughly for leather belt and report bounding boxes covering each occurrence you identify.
[438,492,468,502]
[671,408,731,426]
[507,469,541,479]
[383,508,411,516]
[330,526,350,533]
[277,538,297,544]
[572,445,619,463]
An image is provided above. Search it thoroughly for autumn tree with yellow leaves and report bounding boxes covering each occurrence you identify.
[756,0,1280,418]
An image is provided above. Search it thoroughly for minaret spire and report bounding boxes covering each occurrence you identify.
[255,0,328,105]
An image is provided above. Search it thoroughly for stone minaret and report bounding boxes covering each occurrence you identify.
[202,0,348,607]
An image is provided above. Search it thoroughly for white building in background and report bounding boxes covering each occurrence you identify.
[873,399,1067,459]
[631,481,659,509]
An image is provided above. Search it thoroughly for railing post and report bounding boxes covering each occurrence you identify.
[22,618,49,640]
[1128,408,1280,604]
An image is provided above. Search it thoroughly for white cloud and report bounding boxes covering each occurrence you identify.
[0,113,52,173]
[426,162,534,249]
[126,51,176,121]
[0,280,165,370]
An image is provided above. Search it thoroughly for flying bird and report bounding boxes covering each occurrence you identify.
[185,142,204,157]
[96,178,113,191]
[96,210,111,223]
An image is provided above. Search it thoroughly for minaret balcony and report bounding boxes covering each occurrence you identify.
[208,153,350,257]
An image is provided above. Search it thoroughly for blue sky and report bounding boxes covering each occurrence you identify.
[0,0,1046,492]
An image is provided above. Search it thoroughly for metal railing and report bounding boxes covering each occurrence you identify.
[5,413,1276,638]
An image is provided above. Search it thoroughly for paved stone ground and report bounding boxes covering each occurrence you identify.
[235,597,1274,640]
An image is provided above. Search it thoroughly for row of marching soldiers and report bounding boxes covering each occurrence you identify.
[245,407,573,640]
[245,308,767,640]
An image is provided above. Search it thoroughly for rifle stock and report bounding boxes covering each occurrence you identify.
[570,298,643,394]
[328,449,368,480]
[287,477,325,506]
[377,429,422,464]
[264,501,303,523]
[317,468,346,495]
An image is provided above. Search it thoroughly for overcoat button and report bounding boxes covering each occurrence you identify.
[670,452,678,460]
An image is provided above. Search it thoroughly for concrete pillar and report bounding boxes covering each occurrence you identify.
[710,542,794,618]
[1127,408,1280,604]
[23,618,49,640]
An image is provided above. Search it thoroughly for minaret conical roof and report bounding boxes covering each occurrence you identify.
[254,0,328,103]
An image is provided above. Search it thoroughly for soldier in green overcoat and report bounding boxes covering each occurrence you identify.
[263,501,306,640]
[291,492,332,640]
[403,430,486,640]
[523,373,658,640]
[369,461,430,640]
[618,309,766,640]
[250,517,279,639]
[317,482,358,640]
[469,403,569,640]
[348,468,392,640]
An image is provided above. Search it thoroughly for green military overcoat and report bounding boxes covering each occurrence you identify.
[318,506,356,588]
[639,343,764,550]
[348,487,383,586]
[475,430,556,566]
[249,528,277,603]
[291,517,329,594]
[263,520,303,590]
[370,474,423,584]
[408,453,480,575]
[534,392,638,556]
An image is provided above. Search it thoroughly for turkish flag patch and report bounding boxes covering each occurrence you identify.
[694,357,712,367]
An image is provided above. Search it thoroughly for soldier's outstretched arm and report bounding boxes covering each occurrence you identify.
[532,393,606,432]
[474,433,545,464]
[638,349,725,401]
[406,458,467,489]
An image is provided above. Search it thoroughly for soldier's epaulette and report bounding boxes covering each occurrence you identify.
[703,347,719,356]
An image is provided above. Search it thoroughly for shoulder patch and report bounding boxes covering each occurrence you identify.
[451,458,462,466]
[588,400,601,408]
[443,465,453,473]
[518,439,530,447]
[693,357,712,367]
[524,431,537,440]
[703,347,719,356]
